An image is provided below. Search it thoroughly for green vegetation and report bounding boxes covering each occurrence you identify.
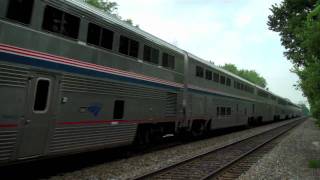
[268,0,320,119]
[309,160,320,168]
[298,103,311,116]
[220,63,267,88]
[83,0,137,26]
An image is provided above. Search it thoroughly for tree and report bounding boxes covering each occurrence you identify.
[220,63,267,88]
[83,0,136,26]
[268,0,320,119]
[83,0,118,13]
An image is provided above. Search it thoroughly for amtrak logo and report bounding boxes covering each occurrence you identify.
[87,103,102,117]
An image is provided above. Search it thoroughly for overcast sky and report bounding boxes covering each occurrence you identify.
[113,0,307,105]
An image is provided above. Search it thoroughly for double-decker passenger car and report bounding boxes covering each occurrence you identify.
[0,0,302,165]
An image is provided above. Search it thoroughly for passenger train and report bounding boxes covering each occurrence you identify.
[0,0,302,165]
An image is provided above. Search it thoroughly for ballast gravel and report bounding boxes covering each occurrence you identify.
[238,118,320,180]
[48,119,300,180]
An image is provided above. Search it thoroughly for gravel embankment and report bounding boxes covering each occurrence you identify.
[49,119,300,180]
[238,118,320,180]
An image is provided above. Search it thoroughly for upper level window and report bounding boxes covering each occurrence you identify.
[205,70,212,80]
[42,6,80,39]
[226,107,231,115]
[6,0,34,25]
[162,53,175,69]
[220,76,226,85]
[196,66,204,78]
[119,36,139,58]
[213,72,219,82]
[87,23,114,50]
[144,45,159,64]
[258,90,269,98]
[226,78,231,86]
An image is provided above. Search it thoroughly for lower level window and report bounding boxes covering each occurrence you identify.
[34,79,50,112]
[113,100,125,119]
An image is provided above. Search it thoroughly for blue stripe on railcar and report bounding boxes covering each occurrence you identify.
[0,51,181,91]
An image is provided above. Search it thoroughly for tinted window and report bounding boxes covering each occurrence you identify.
[129,39,139,57]
[119,36,129,55]
[119,36,139,58]
[87,23,114,50]
[42,6,80,39]
[196,66,204,78]
[6,0,34,25]
[143,45,159,64]
[213,73,219,82]
[162,53,175,69]
[87,23,100,46]
[221,107,226,116]
[226,78,231,86]
[220,76,226,85]
[113,100,125,119]
[227,107,231,115]
[205,70,212,80]
[34,79,50,112]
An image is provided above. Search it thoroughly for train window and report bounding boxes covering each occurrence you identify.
[113,100,125,119]
[6,0,34,25]
[130,39,139,58]
[217,107,220,116]
[87,23,114,50]
[196,66,204,78]
[119,36,139,58]
[226,78,231,86]
[42,6,80,39]
[162,53,175,69]
[237,82,240,89]
[221,107,226,116]
[234,81,237,88]
[119,36,129,55]
[143,45,159,64]
[205,70,212,80]
[240,83,244,90]
[213,73,219,82]
[226,107,231,115]
[220,76,226,85]
[34,79,50,112]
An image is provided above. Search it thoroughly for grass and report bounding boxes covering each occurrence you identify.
[309,160,320,168]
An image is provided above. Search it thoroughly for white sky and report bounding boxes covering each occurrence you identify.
[113,0,308,105]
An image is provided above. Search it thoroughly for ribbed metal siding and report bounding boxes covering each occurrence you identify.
[0,63,29,87]
[0,63,28,162]
[49,124,136,153]
[165,92,177,117]
[0,131,17,161]
[61,74,167,100]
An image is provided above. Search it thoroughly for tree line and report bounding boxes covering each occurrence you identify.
[220,63,267,88]
[268,0,319,118]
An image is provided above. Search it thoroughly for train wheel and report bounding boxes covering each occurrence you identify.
[191,121,205,137]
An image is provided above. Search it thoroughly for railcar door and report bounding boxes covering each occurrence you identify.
[18,73,56,158]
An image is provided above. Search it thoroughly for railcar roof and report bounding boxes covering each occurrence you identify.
[59,0,185,54]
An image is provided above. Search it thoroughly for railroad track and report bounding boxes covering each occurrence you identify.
[133,117,306,180]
